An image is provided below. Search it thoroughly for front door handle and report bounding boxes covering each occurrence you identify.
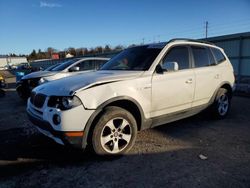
[185,78,193,84]
[215,74,220,79]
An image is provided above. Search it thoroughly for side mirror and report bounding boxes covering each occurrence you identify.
[162,61,179,72]
[69,66,80,72]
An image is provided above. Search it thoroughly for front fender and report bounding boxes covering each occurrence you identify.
[75,79,151,118]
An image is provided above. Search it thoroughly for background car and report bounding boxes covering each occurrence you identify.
[0,74,6,97]
[0,74,5,88]
[16,57,110,99]
[44,63,61,71]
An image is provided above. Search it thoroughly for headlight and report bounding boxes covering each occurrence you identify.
[61,96,82,109]
[38,78,48,85]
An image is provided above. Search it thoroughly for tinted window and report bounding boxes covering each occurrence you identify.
[211,48,226,64]
[78,60,95,71]
[45,63,60,71]
[101,46,162,71]
[192,46,210,68]
[163,46,189,70]
[72,60,108,71]
[208,48,216,65]
[95,60,108,70]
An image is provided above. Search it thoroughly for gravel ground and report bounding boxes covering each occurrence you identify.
[0,77,250,188]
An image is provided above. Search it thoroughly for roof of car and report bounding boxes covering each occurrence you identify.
[75,57,110,61]
[168,38,215,46]
[130,38,216,49]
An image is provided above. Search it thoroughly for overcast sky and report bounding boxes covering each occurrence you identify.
[0,0,250,54]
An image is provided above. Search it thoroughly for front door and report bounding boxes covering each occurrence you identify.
[151,46,195,117]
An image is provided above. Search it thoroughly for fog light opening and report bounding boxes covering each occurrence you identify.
[53,114,61,125]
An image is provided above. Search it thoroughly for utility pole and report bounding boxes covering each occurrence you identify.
[205,21,208,38]
[142,38,145,44]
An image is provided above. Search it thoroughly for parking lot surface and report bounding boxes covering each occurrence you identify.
[0,76,250,188]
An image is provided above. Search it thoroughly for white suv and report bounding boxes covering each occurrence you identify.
[27,39,235,155]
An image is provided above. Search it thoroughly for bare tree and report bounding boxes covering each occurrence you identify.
[67,47,76,56]
[104,45,111,53]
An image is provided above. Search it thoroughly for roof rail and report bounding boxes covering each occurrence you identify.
[168,38,215,46]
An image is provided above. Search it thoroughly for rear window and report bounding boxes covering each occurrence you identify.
[211,48,226,64]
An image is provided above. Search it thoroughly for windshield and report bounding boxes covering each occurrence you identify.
[51,59,80,71]
[45,64,60,71]
[101,45,162,71]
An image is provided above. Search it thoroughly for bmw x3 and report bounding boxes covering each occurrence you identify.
[27,39,235,155]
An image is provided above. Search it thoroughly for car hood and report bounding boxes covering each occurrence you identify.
[22,71,58,80]
[33,70,143,96]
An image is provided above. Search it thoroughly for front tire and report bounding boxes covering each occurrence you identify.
[92,106,137,156]
[211,88,231,119]
[16,86,29,100]
[0,89,5,97]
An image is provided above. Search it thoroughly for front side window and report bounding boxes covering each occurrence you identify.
[95,60,108,70]
[73,60,108,71]
[101,46,162,71]
[78,60,95,71]
[211,48,226,64]
[162,46,189,70]
[192,46,210,68]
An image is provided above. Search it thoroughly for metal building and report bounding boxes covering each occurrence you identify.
[205,32,250,93]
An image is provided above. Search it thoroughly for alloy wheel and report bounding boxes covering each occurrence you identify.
[100,117,132,154]
[218,94,229,116]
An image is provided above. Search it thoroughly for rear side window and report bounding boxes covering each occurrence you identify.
[163,46,189,70]
[208,48,216,65]
[211,48,226,64]
[191,46,210,68]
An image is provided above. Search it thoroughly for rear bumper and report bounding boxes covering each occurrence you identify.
[27,108,84,148]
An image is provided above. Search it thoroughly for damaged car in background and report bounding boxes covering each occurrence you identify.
[16,57,109,99]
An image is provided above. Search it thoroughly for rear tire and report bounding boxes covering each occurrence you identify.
[211,88,231,119]
[92,106,137,156]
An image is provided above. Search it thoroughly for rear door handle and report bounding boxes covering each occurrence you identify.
[185,78,193,84]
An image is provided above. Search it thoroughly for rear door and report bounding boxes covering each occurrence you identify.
[191,46,221,107]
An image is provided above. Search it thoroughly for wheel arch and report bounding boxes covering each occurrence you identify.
[210,81,233,104]
[220,83,233,99]
[82,96,148,149]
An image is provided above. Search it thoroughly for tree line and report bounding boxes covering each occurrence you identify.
[27,45,125,61]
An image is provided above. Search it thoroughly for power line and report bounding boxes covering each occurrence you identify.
[93,18,250,48]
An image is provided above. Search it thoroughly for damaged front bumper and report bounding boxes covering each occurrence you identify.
[27,108,84,147]
[26,98,95,149]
